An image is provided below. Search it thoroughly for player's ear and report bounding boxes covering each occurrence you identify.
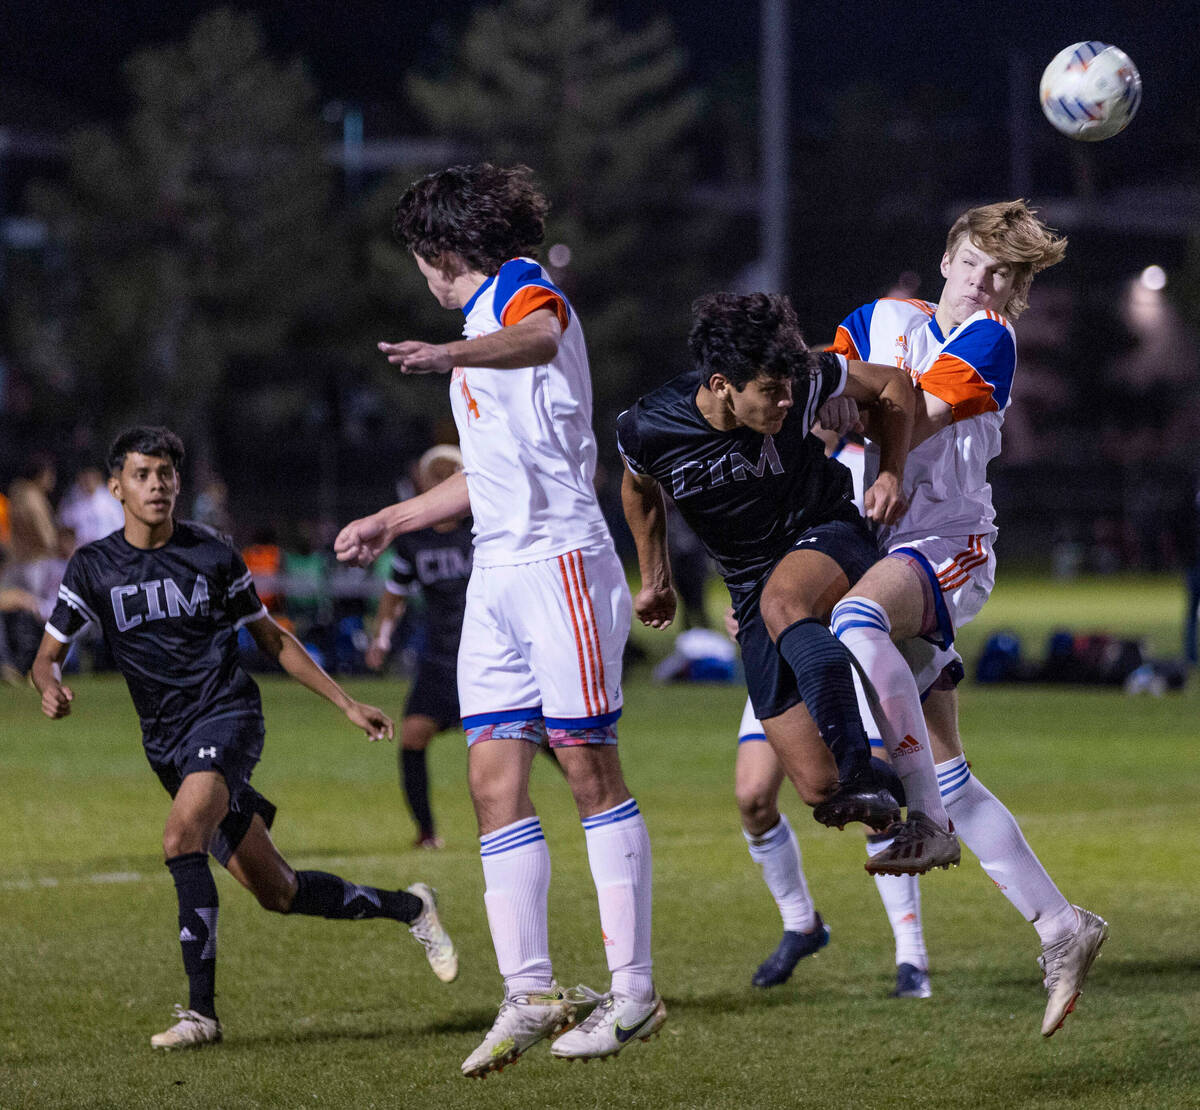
[707,372,729,397]
[939,251,952,279]
[108,473,124,503]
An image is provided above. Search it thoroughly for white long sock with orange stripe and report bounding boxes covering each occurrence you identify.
[831,597,949,827]
[866,835,927,968]
[938,756,1076,945]
[582,798,654,1002]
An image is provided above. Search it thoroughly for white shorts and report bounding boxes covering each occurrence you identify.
[888,533,993,694]
[457,541,631,731]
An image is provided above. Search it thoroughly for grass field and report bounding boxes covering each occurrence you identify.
[2,573,1198,1109]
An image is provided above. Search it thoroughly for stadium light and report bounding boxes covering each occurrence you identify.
[1139,265,1167,291]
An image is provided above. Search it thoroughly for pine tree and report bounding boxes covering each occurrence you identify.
[405,0,714,427]
[25,9,336,465]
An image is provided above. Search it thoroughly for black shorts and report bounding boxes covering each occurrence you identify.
[405,657,461,733]
[734,516,881,722]
[150,715,276,866]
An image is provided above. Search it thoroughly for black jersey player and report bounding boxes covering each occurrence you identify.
[618,293,950,867]
[31,427,459,1050]
[365,446,474,848]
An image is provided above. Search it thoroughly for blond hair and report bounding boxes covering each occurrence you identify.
[945,200,1067,318]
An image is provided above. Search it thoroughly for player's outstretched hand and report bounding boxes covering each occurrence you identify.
[634,585,677,630]
[335,514,390,567]
[863,473,908,526]
[378,340,455,375]
[346,701,394,742]
[41,683,74,719]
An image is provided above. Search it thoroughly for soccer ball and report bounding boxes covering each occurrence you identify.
[1039,41,1142,141]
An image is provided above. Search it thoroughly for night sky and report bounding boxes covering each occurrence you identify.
[2,0,1196,188]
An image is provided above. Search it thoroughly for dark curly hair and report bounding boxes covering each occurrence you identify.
[688,292,813,389]
[393,163,549,275]
[107,426,185,476]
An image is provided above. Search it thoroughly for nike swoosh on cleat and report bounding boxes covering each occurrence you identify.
[614,1009,656,1044]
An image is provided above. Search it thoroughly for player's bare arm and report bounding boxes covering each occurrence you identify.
[31,633,74,719]
[841,359,915,525]
[366,589,406,671]
[621,467,677,630]
[335,471,471,566]
[379,307,562,374]
[245,615,394,742]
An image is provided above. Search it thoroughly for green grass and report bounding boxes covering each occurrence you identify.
[2,574,1198,1109]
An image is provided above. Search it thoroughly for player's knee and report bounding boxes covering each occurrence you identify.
[162,825,206,859]
[736,786,779,830]
[759,594,816,641]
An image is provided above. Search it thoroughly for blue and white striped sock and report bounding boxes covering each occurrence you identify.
[480,816,554,997]
[744,814,815,933]
[936,756,1076,944]
[583,798,654,1002]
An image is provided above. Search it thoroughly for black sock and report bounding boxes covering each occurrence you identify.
[774,618,872,781]
[289,871,422,923]
[166,852,219,1019]
[400,748,434,838]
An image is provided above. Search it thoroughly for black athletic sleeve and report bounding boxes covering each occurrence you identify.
[45,554,100,644]
[226,549,267,628]
[615,406,647,475]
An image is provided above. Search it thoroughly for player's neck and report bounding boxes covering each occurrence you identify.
[694,385,739,431]
[453,270,490,308]
[123,517,175,550]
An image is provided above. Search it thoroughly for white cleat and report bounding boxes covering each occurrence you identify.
[406,883,458,983]
[1040,906,1108,1037]
[150,1005,222,1050]
[461,983,576,1078]
[550,991,667,1062]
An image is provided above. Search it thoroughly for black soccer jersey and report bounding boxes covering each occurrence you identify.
[47,521,266,756]
[387,521,473,663]
[616,352,858,596]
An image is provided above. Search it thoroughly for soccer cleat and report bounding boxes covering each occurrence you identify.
[751,914,831,988]
[414,834,445,850]
[406,882,458,983]
[550,991,667,1061]
[150,1005,222,1050]
[864,811,960,875]
[1039,906,1108,1037]
[812,770,901,832]
[461,983,576,1077]
[890,962,932,999]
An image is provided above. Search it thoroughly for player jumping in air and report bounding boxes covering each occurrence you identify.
[335,164,663,1076]
[617,291,957,870]
[741,201,1107,1034]
[31,426,457,1051]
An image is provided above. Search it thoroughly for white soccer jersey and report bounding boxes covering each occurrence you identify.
[452,258,612,567]
[833,297,1017,547]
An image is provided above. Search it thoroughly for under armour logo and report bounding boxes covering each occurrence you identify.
[198,747,217,759]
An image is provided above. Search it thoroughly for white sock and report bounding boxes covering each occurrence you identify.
[938,755,1077,945]
[831,598,948,826]
[866,836,927,969]
[743,814,816,933]
[582,798,654,1002]
[480,816,553,997]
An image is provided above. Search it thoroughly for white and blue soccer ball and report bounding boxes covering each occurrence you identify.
[1039,41,1142,141]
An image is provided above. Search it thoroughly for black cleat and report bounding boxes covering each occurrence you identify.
[751,914,831,987]
[812,772,900,831]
